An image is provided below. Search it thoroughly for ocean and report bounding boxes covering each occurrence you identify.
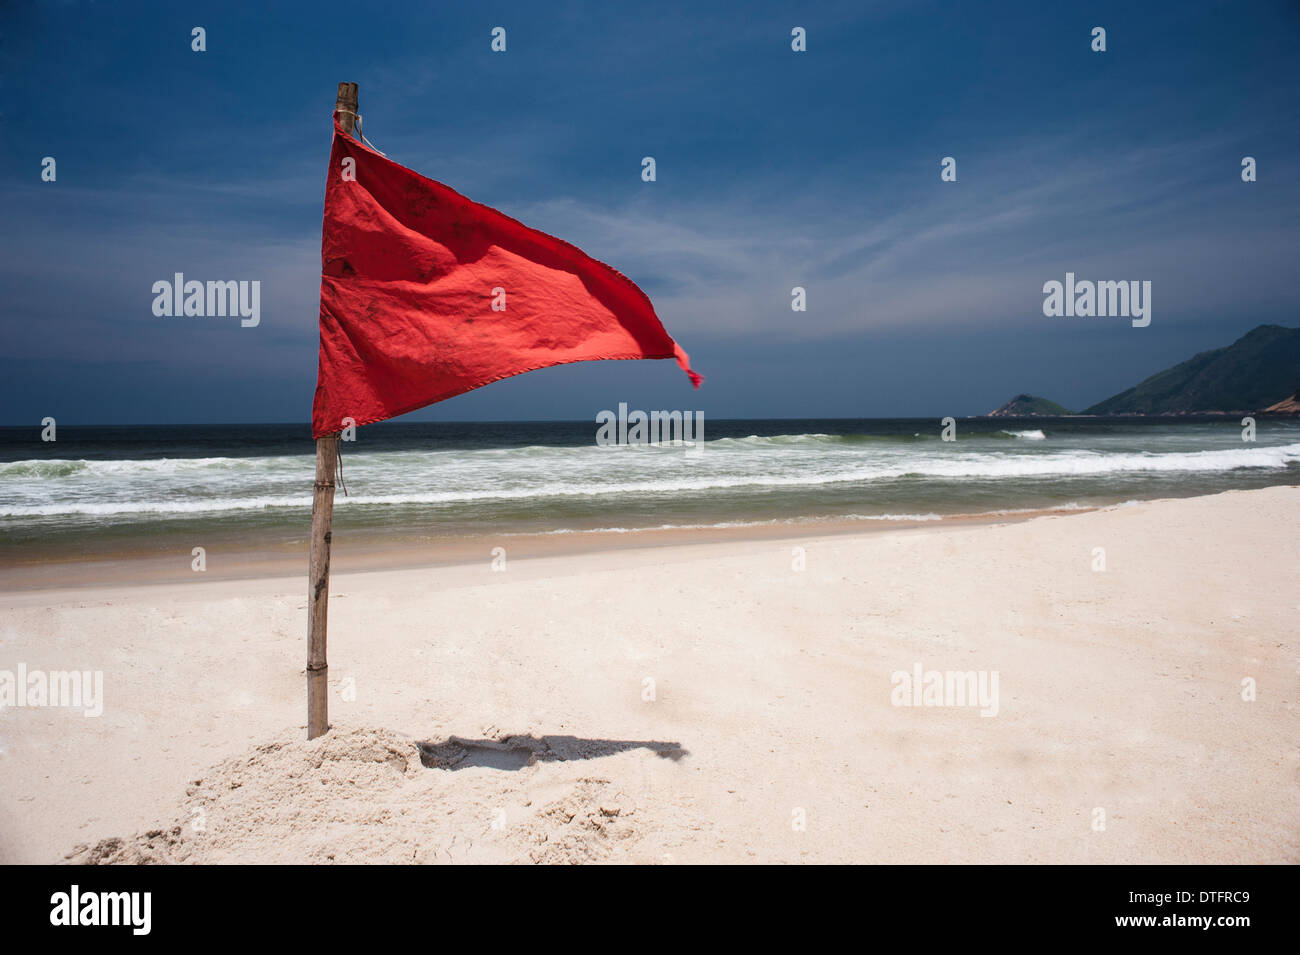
[2,417,1298,559]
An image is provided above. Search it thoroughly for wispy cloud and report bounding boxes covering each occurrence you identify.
[504,130,1300,341]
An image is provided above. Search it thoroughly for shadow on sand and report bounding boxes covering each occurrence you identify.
[417,734,688,771]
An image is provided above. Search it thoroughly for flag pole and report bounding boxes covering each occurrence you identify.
[307,81,357,740]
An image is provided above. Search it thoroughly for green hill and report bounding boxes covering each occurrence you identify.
[988,394,1073,416]
[1084,325,1300,414]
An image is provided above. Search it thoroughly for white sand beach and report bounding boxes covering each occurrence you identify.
[1,487,1296,864]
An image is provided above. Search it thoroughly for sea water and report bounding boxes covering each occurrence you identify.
[1,417,1297,555]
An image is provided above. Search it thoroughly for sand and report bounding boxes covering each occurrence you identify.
[1,487,1296,864]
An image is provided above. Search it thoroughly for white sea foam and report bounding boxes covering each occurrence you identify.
[1,437,1296,520]
[0,496,309,517]
[0,441,1294,519]
[0,455,314,482]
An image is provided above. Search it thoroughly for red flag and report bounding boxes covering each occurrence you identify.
[311,114,701,437]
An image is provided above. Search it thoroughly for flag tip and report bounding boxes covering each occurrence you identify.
[673,344,702,388]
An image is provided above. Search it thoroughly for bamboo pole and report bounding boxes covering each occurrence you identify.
[307,81,358,740]
[307,433,338,738]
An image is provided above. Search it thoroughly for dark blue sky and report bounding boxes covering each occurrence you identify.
[2,0,1298,424]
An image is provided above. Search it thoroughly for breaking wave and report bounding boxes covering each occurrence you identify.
[2,443,1296,518]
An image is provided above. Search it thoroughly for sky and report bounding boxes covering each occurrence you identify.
[2,0,1298,424]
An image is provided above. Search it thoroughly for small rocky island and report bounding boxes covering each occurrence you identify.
[987,394,1073,416]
